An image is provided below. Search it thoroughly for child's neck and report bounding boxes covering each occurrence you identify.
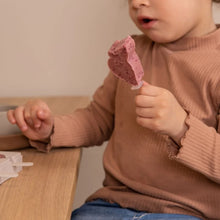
[185,17,217,39]
[167,20,217,47]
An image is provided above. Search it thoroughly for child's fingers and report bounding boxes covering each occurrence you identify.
[28,107,44,128]
[136,116,161,132]
[13,106,28,131]
[30,108,52,129]
[23,108,37,128]
[136,116,153,129]
[22,100,52,129]
[139,81,163,96]
[8,100,53,135]
[7,109,16,124]
[135,95,155,108]
[37,109,53,125]
[136,107,155,118]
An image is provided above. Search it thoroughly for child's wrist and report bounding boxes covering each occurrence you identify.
[171,123,188,145]
[170,111,188,145]
[39,125,54,143]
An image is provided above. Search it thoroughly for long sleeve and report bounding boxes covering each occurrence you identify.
[168,108,220,184]
[30,72,118,152]
[169,79,220,184]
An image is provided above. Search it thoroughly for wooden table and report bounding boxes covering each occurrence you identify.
[0,96,90,220]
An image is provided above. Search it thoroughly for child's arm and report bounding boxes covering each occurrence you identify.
[168,109,220,183]
[8,73,117,152]
[43,73,117,151]
[135,81,220,184]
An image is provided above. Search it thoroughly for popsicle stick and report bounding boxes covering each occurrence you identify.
[131,81,143,90]
[12,162,34,167]
[0,173,18,178]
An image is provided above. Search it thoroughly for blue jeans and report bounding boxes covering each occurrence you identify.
[71,199,201,220]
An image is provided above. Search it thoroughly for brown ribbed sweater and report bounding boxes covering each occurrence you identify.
[32,28,220,220]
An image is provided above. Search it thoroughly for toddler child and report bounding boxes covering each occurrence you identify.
[7,0,220,219]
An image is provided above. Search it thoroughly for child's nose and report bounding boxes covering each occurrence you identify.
[130,0,150,9]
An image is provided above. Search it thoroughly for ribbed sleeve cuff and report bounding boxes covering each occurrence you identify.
[177,113,216,163]
[167,112,219,180]
[28,116,76,152]
[29,139,52,152]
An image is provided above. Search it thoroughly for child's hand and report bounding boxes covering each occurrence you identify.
[7,99,54,141]
[135,81,188,144]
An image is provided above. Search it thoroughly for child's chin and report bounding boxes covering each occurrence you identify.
[143,31,177,44]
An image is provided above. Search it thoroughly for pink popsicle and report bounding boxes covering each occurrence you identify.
[108,36,144,89]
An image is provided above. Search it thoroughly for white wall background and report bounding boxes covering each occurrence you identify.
[0,0,139,97]
[0,0,219,211]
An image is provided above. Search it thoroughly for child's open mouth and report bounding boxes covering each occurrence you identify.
[143,18,152,23]
[138,16,157,29]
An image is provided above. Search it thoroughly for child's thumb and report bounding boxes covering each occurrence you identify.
[142,81,149,86]
[37,110,52,124]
